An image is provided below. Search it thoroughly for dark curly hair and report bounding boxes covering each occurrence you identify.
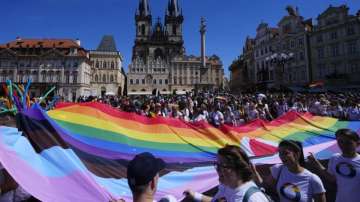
[217,145,253,182]
[335,128,360,142]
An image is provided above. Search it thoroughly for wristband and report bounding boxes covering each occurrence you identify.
[194,192,203,202]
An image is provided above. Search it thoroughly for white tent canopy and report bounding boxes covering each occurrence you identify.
[105,92,115,96]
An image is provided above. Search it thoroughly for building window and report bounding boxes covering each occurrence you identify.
[96,61,99,68]
[111,62,115,69]
[141,24,145,35]
[347,26,355,35]
[73,62,78,68]
[331,44,340,57]
[136,79,139,84]
[172,25,177,35]
[110,75,114,82]
[165,79,168,84]
[153,79,156,84]
[65,73,70,84]
[49,72,53,82]
[298,38,304,47]
[73,72,78,83]
[347,41,357,55]
[130,79,133,84]
[95,75,98,82]
[317,48,325,58]
[159,79,162,85]
[142,79,145,84]
[42,72,46,82]
[330,31,338,40]
[316,35,323,43]
[350,63,357,73]
[299,52,304,60]
[291,40,295,48]
[56,72,61,82]
[103,75,106,83]
[103,62,107,68]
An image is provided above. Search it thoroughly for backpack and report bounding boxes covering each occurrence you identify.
[243,186,274,202]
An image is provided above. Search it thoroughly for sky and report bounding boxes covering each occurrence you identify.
[1,0,359,77]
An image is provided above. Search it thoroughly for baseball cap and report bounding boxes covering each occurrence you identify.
[127,152,166,188]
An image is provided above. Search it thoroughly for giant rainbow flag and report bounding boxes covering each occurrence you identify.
[0,102,359,201]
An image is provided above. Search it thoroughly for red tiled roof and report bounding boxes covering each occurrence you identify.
[0,38,88,58]
[0,38,80,49]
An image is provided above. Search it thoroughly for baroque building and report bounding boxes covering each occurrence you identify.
[127,0,224,95]
[0,38,91,101]
[229,37,257,93]
[230,4,360,92]
[275,6,313,86]
[253,22,279,88]
[89,35,126,96]
[310,5,360,86]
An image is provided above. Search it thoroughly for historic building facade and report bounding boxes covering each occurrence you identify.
[229,37,255,92]
[89,35,126,96]
[253,22,279,88]
[230,5,359,92]
[275,6,313,86]
[310,5,360,86]
[0,38,91,101]
[127,0,224,95]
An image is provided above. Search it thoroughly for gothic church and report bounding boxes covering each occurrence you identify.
[127,0,224,95]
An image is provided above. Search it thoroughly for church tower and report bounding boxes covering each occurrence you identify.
[165,0,184,43]
[135,0,152,41]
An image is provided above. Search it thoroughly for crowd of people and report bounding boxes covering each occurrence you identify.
[125,128,359,202]
[75,91,360,128]
[1,90,359,202]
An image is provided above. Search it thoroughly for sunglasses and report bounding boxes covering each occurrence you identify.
[213,162,232,170]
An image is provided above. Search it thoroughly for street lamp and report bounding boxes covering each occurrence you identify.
[265,52,294,87]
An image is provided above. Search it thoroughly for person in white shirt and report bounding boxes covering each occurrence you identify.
[346,103,360,121]
[276,99,289,117]
[308,128,360,202]
[211,107,224,127]
[247,103,259,122]
[184,145,269,202]
[192,107,208,123]
[253,140,326,202]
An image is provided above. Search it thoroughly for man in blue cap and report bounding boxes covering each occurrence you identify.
[127,152,166,202]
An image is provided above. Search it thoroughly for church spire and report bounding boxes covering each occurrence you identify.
[167,0,180,16]
[138,0,151,17]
